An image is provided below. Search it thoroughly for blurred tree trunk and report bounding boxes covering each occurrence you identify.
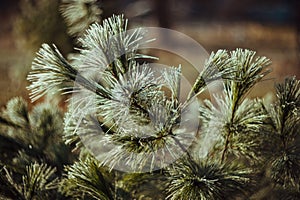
[154,0,172,28]
[295,1,300,75]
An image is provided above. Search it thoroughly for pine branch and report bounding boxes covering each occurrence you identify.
[0,166,25,200]
[165,157,253,200]
[197,49,271,164]
[27,15,154,104]
[61,58,186,172]
[27,44,109,102]
[23,11,300,200]
[60,0,102,37]
[76,14,155,78]
[60,155,114,200]
[161,66,182,102]
[0,97,74,173]
[266,77,300,190]
[1,163,59,200]
[188,49,235,100]
[120,171,167,199]
[224,49,271,106]
[22,163,59,200]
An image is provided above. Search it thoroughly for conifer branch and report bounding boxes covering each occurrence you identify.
[165,157,253,200]
[266,77,300,190]
[60,0,102,37]
[1,163,58,200]
[188,49,234,100]
[60,155,114,199]
[197,49,271,164]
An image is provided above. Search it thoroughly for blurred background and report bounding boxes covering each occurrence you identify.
[0,0,299,106]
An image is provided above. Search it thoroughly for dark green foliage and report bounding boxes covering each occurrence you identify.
[0,97,74,199]
[120,171,167,199]
[0,97,74,171]
[166,157,253,200]
[265,77,300,191]
[271,187,300,200]
[1,163,59,200]
[60,155,114,199]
